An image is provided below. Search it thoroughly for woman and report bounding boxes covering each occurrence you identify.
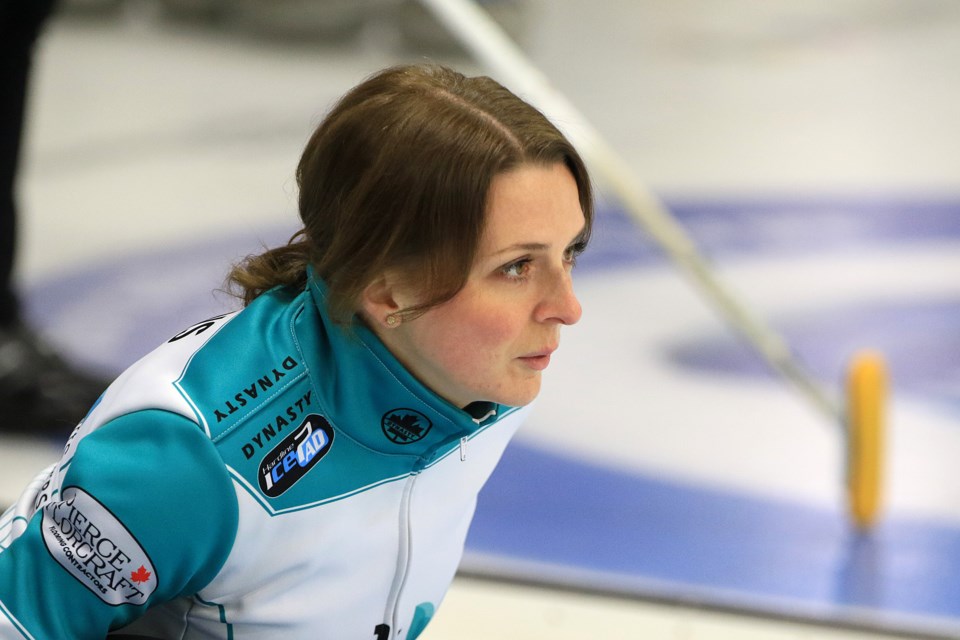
[0,63,592,639]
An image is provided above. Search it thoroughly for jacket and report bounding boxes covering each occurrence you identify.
[0,270,525,639]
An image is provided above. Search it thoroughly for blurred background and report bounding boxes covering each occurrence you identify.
[2,0,959,638]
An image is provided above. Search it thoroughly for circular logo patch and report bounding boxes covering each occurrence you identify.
[381,408,433,445]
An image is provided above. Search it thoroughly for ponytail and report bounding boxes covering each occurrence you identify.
[226,231,312,307]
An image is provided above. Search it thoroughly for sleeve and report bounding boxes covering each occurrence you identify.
[0,409,239,640]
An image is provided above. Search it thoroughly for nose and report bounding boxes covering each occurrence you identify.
[536,270,582,325]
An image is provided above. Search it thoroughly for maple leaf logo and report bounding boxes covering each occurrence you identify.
[381,409,432,444]
[130,565,152,584]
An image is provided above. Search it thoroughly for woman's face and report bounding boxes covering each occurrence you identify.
[377,162,586,408]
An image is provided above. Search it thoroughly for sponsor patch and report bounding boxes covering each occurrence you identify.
[381,409,432,445]
[41,486,157,606]
[259,414,334,497]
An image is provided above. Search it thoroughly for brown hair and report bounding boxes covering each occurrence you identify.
[228,64,593,323]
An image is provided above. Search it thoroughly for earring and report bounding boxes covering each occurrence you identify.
[385,314,400,328]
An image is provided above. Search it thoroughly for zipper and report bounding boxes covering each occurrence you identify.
[383,409,497,635]
[383,472,418,637]
[460,407,496,462]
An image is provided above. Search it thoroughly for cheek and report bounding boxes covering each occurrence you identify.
[428,303,521,368]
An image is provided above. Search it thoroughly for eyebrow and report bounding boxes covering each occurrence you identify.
[490,242,549,256]
[488,226,588,257]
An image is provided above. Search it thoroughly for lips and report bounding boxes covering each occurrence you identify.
[518,347,556,371]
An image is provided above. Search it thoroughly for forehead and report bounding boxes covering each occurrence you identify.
[481,163,585,250]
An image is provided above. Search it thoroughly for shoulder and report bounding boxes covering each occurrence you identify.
[92,287,310,440]
[173,288,314,440]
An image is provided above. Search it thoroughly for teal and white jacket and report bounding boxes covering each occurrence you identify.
[0,271,525,639]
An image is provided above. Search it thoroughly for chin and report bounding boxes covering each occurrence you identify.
[489,379,541,408]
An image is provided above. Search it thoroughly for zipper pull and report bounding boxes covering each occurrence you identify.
[459,436,468,462]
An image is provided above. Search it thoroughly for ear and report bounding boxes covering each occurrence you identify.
[359,271,407,329]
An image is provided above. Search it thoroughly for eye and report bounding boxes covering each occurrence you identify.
[564,241,586,266]
[501,258,532,280]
